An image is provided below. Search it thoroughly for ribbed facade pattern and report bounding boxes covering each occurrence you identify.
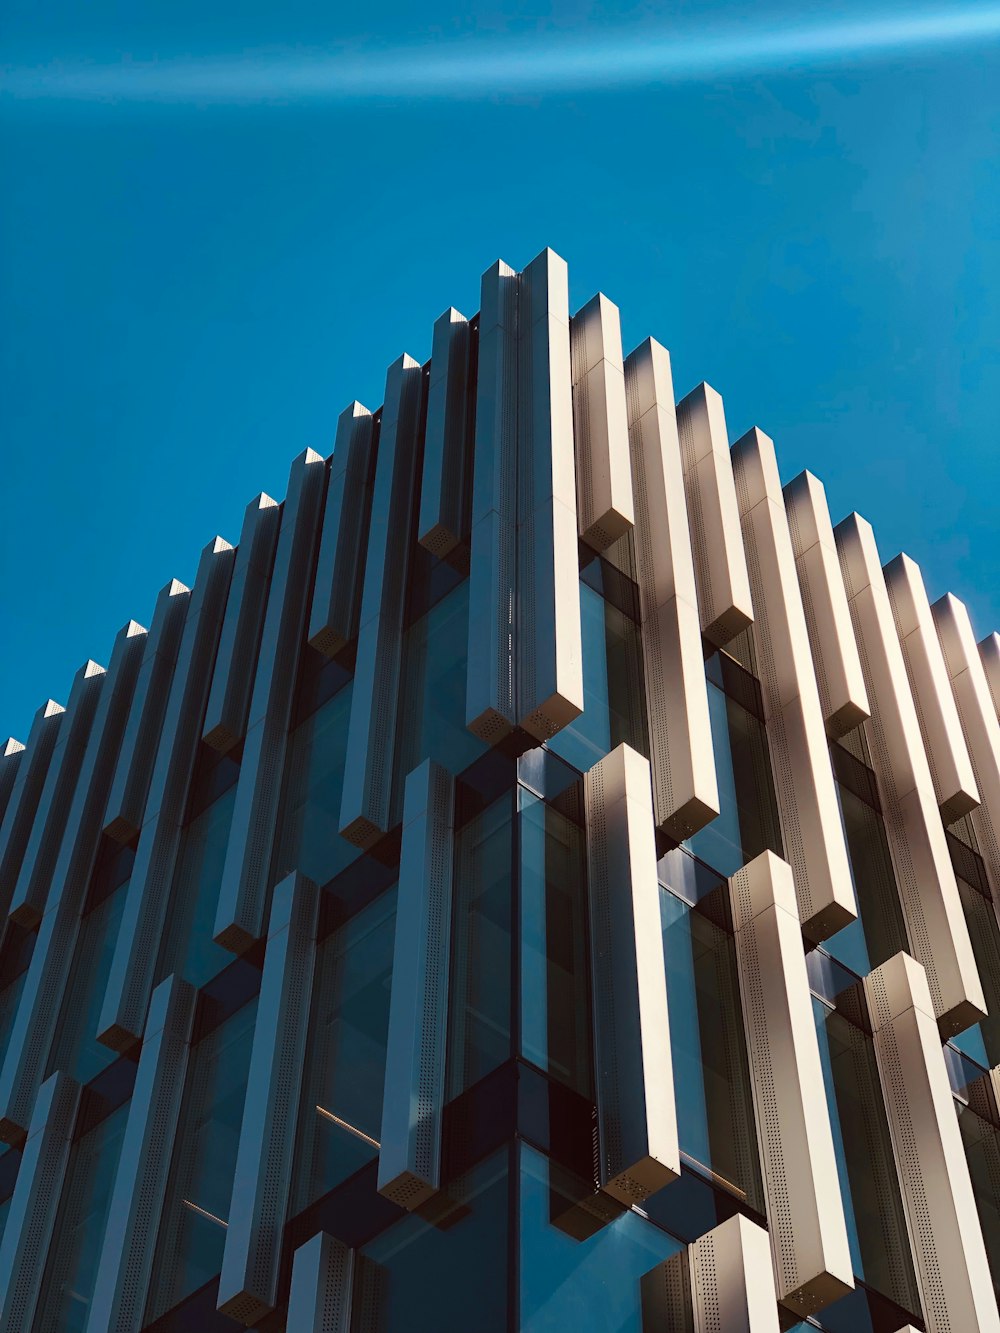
[1,247,999,1333]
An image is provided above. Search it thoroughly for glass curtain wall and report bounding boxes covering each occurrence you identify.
[48,881,128,1084]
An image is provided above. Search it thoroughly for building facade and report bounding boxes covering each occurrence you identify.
[1,248,1000,1332]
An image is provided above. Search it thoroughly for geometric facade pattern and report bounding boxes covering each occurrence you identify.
[1,247,1000,1332]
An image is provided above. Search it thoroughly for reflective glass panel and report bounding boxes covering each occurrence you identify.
[146,998,257,1321]
[158,785,237,989]
[48,881,128,1084]
[36,1103,127,1333]
[660,886,763,1208]
[954,875,1000,1067]
[958,1096,1000,1303]
[447,795,514,1097]
[273,681,359,888]
[519,790,592,1096]
[291,885,397,1213]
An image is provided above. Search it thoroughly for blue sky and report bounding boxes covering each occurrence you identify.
[2,0,998,742]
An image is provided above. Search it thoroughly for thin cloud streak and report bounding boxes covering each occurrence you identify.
[4,5,1000,103]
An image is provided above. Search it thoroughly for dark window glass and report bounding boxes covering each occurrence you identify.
[146,999,256,1322]
[686,669,782,878]
[272,681,359,889]
[549,583,647,773]
[813,999,920,1314]
[953,875,1000,1067]
[393,580,486,819]
[291,886,397,1213]
[48,880,128,1084]
[959,1093,1000,1305]
[35,1101,127,1332]
[447,795,514,1098]
[519,790,592,1096]
[350,1150,508,1333]
[660,886,763,1209]
[519,1144,681,1333]
[158,785,238,990]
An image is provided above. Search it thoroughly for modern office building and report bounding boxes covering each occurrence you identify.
[2,247,1000,1333]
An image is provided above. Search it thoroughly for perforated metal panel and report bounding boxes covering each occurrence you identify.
[980,632,1000,722]
[730,852,853,1317]
[865,953,1000,1333]
[309,402,378,657]
[85,976,197,1333]
[835,513,985,1037]
[0,1072,81,1333]
[0,697,65,914]
[378,761,454,1210]
[586,744,678,1210]
[287,1232,354,1333]
[419,308,471,558]
[217,873,320,1325]
[0,737,26,826]
[690,1214,779,1333]
[203,492,281,753]
[731,429,856,943]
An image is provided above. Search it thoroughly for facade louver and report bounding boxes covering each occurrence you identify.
[2,247,1000,1333]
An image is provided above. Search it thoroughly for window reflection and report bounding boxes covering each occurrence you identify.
[48,881,128,1084]
[291,887,396,1213]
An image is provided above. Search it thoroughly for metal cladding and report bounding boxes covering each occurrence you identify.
[644,1214,781,1333]
[732,429,857,942]
[97,536,235,1052]
[0,739,26,826]
[675,381,754,647]
[730,852,854,1317]
[202,492,281,754]
[0,1072,80,1333]
[213,449,326,952]
[419,309,472,559]
[309,402,379,657]
[0,698,64,914]
[623,339,719,840]
[6,658,105,927]
[570,292,635,552]
[287,1232,354,1333]
[339,359,425,849]
[865,953,1000,1333]
[585,744,679,1207]
[884,554,980,825]
[783,470,870,739]
[218,873,319,1324]
[378,761,454,1211]
[981,631,1000,721]
[103,578,190,843]
[836,513,986,1037]
[85,977,196,1333]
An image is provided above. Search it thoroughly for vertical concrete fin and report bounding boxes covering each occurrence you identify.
[676,382,754,646]
[570,292,634,552]
[339,357,424,849]
[516,247,584,740]
[378,761,454,1210]
[865,952,1000,1333]
[218,872,320,1325]
[730,851,854,1316]
[835,513,985,1036]
[203,492,282,753]
[212,449,326,953]
[884,554,980,825]
[783,471,870,738]
[287,1232,354,1333]
[419,309,472,558]
[85,976,197,1333]
[585,744,679,1207]
[309,402,378,658]
[731,429,857,942]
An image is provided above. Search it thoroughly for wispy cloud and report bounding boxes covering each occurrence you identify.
[4,5,1000,104]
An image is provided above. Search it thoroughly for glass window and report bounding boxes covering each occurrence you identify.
[146,999,257,1321]
[447,795,514,1098]
[350,1150,508,1333]
[953,875,1000,1068]
[393,581,487,816]
[958,1095,1000,1304]
[549,583,647,774]
[48,881,128,1084]
[158,785,238,990]
[272,681,360,889]
[813,999,919,1314]
[519,1143,681,1333]
[291,886,397,1214]
[35,1103,127,1333]
[660,886,763,1209]
[519,790,592,1096]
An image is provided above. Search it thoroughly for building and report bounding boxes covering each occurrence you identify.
[0,247,999,1333]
